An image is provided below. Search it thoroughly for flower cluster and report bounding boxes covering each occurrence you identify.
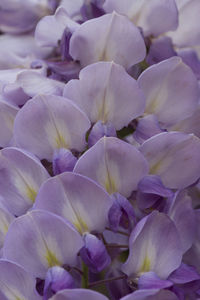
[0,0,200,299]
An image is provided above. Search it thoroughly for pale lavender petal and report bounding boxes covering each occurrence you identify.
[35,7,79,47]
[50,289,109,300]
[0,205,14,249]
[0,260,41,300]
[167,191,196,253]
[34,172,112,234]
[183,210,200,273]
[0,100,19,147]
[74,137,149,196]
[17,71,65,97]
[104,0,178,37]
[0,147,49,216]
[169,105,200,138]
[14,94,90,161]
[122,211,183,279]
[69,12,146,69]
[140,132,200,189]
[60,0,83,18]
[168,0,200,48]
[138,57,199,127]
[64,61,145,129]
[3,210,83,278]
[0,0,49,34]
[0,34,52,69]
[120,289,178,300]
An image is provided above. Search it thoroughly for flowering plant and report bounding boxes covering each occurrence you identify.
[0,0,200,299]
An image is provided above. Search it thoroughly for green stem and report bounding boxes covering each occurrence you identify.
[81,262,89,288]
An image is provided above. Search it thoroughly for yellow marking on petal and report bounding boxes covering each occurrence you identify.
[150,160,162,174]
[3,223,8,235]
[55,133,69,149]
[26,186,37,203]
[105,173,117,195]
[45,249,61,268]
[73,217,89,235]
[140,255,151,273]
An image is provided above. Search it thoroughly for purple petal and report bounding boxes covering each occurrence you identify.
[140,132,200,189]
[46,60,81,81]
[122,211,183,279]
[74,137,149,196]
[138,271,173,289]
[137,175,174,209]
[133,115,163,144]
[80,233,111,273]
[34,172,112,234]
[0,147,49,216]
[146,36,177,65]
[80,0,105,21]
[69,12,146,69]
[53,148,77,175]
[178,48,200,80]
[88,121,116,147]
[3,210,83,278]
[138,57,199,127]
[64,61,145,129]
[169,263,200,284]
[44,266,75,300]
[108,193,135,232]
[14,94,90,161]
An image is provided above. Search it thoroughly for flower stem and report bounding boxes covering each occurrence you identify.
[81,261,89,288]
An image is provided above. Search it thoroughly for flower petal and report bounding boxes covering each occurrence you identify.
[14,94,91,161]
[0,147,49,215]
[74,137,149,196]
[0,260,41,300]
[122,211,183,279]
[35,172,112,234]
[69,12,146,69]
[3,210,83,278]
[138,57,199,127]
[64,61,145,129]
[140,132,200,189]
